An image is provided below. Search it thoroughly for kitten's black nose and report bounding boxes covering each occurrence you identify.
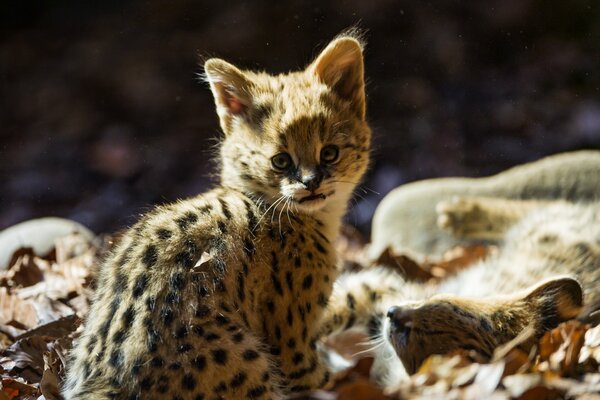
[387,306,414,332]
[301,174,323,192]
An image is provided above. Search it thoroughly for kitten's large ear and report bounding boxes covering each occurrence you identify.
[204,58,253,134]
[309,37,366,120]
[523,276,583,330]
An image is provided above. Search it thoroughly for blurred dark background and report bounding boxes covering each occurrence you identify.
[1,0,599,235]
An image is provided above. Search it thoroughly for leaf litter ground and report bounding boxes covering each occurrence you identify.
[1,228,599,399]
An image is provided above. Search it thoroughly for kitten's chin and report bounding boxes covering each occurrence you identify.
[293,196,328,213]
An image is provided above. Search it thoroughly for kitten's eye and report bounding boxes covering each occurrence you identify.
[271,152,292,171]
[320,145,339,163]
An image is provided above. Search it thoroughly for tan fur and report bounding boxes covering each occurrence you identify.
[63,34,371,399]
[370,150,600,260]
[323,199,600,386]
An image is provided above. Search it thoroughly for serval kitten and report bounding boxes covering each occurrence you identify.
[63,35,371,399]
[322,198,599,386]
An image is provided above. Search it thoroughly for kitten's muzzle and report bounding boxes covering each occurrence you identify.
[301,173,323,192]
[387,306,414,348]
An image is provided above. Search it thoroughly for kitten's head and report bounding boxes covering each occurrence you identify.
[204,35,370,215]
[384,277,583,375]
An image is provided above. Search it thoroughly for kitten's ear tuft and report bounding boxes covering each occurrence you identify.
[309,37,366,119]
[524,276,583,330]
[204,58,252,132]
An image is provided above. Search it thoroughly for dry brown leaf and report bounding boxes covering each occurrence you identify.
[515,385,563,400]
[39,351,61,400]
[0,336,50,378]
[0,254,44,289]
[0,378,38,399]
[15,316,78,342]
[427,244,491,279]
[0,289,37,330]
[374,247,434,282]
[336,377,388,400]
[502,348,531,376]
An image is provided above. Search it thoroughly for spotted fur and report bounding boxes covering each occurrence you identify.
[322,199,600,386]
[64,33,371,400]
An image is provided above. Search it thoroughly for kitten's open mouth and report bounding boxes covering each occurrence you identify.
[297,193,327,204]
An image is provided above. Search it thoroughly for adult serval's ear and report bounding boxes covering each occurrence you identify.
[204,58,253,134]
[308,36,366,120]
[523,276,583,332]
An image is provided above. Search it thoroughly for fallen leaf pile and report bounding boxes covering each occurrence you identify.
[1,229,599,399]
[0,234,100,400]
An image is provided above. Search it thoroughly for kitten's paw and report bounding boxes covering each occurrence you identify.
[436,197,484,237]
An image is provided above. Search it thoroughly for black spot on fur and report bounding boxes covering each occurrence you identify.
[195,305,210,318]
[192,355,206,370]
[217,220,227,234]
[242,349,259,361]
[142,245,158,268]
[132,274,148,298]
[214,381,227,393]
[345,313,356,329]
[175,325,188,339]
[109,350,124,368]
[175,251,194,268]
[271,273,284,296]
[99,298,119,341]
[237,272,246,302]
[157,228,172,240]
[230,371,247,388]
[112,329,126,344]
[275,325,281,340]
[219,198,232,219]
[286,271,293,291]
[197,284,209,298]
[367,315,382,337]
[480,317,493,332]
[182,373,197,390]
[165,291,180,305]
[232,332,244,343]
[176,211,198,231]
[347,294,356,310]
[192,325,205,336]
[292,352,304,365]
[212,349,228,364]
[302,274,313,290]
[151,357,164,368]
[146,323,160,353]
[313,239,327,254]
[216,314,230,326]
[290,385,310,393]
[247,386,267,397]
[317,292,328,307]
[177,343,193,353]
[161,307,174,326]
[170,272,186,290]
[271,251,280,273]
[261,371,270,382]
[205,332,221,342]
